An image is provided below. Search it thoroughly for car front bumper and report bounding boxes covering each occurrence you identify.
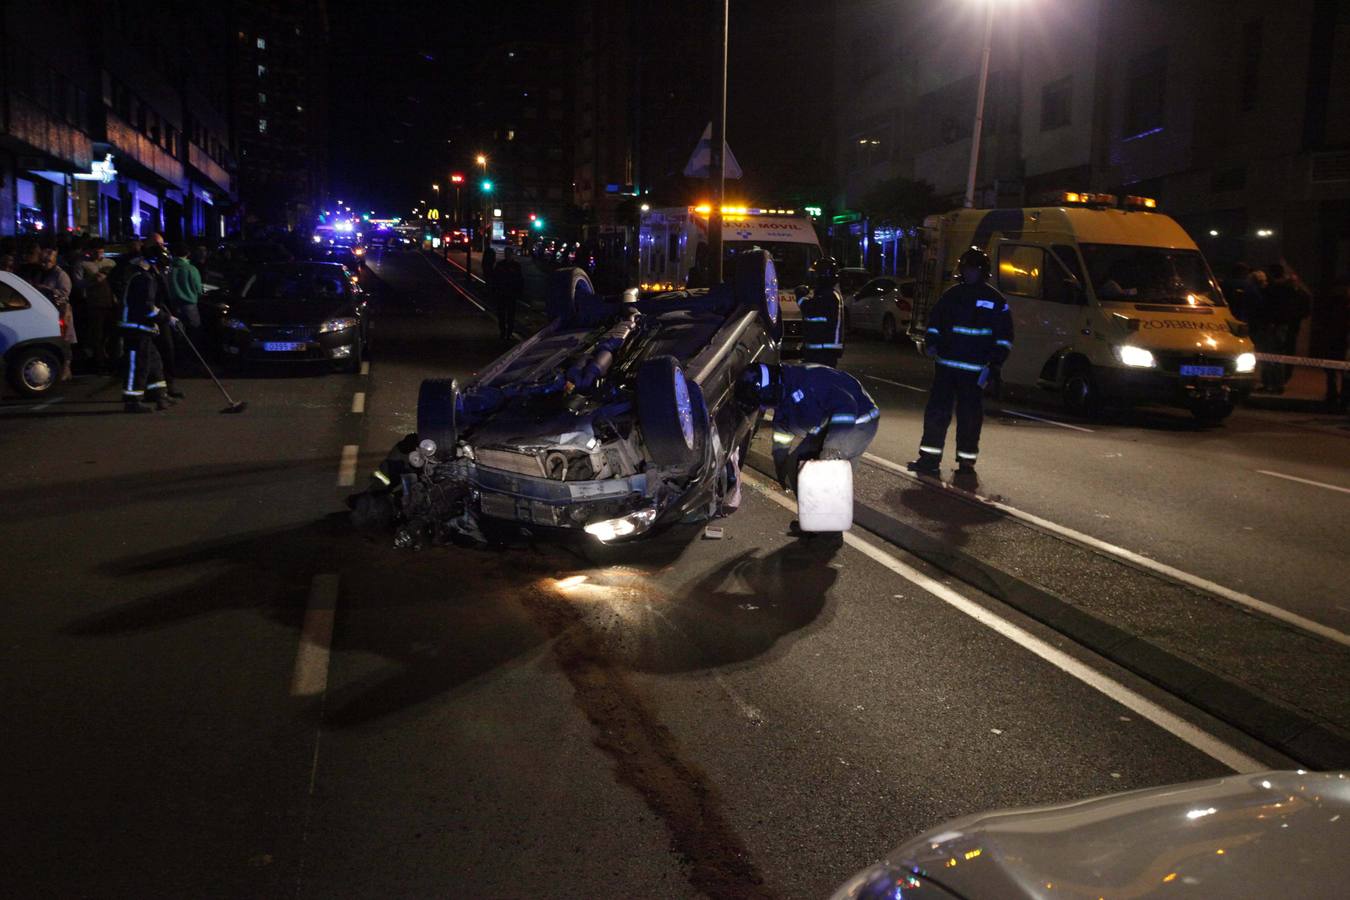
[1097,367,1255,408]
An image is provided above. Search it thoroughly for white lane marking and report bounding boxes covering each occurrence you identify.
[998,408,1095,433]
[336,444,359,487]
[1257,469,1350,496]
[420,252,490,315]
[743,473,1266,773]
[861,374,927,393]
[30,396,66,412]
[291,573,339,697]
[862,452,1350,648]
[351,392,366,414]
[359,361,370,376]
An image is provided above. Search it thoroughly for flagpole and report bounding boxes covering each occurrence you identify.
[708,0,728,283]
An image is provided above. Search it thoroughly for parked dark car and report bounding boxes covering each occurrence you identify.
[351,251,783,547]
[204,262,370,372]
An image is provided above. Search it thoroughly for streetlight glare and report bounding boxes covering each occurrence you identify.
[475,154,488,166]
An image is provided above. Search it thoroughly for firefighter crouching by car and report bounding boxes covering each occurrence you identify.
[800,257,845,366]
[736,363,879,528]
[908,247,1013,475]
[119,253,175,413]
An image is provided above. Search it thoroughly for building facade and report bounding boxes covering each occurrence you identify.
[0,0,236,241]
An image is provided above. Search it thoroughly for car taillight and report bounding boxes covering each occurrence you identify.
[59,317,68,337]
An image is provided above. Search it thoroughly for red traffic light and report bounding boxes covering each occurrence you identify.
[528,213,536,221]
[450,173,464,183]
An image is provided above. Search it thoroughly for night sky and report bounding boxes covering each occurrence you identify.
[326,1,834,216]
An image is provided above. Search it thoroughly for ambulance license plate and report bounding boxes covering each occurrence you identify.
[262,341,305,352]
[1180,364,1224,378]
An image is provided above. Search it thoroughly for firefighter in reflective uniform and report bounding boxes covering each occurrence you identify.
[119,253,174,413]
[736,362,879,493]
[908,247,1013,474]
[800,256,845,366]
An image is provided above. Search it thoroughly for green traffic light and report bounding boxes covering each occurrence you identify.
[532,219,544,230]
[481,180,494,192]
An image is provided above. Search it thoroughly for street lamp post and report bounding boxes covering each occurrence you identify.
[964,0,996,208]
[708,0,729,283]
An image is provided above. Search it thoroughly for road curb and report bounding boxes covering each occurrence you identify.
[745,448,1350,769]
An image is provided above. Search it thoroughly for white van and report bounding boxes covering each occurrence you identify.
[0,271,69,398]
[912,194,1256,422]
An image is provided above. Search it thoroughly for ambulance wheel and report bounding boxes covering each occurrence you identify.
[733,249,780,333]
[636,355,705,468]
[416,377,459,450]
[880,314,898,342]
[1062,362,1103,418]
[7,345,62,397]
[545,267,594,326]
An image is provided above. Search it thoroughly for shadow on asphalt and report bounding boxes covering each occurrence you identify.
[889,481,1003,549]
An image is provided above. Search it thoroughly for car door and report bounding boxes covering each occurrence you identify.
[995,243,1083,386]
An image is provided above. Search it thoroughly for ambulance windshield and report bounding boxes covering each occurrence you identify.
[724,242,821,288]
[1079,244,1224,306]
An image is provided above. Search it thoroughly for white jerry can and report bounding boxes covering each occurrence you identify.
[796,459,854,532]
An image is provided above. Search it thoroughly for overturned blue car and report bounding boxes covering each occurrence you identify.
[351,251,782,546]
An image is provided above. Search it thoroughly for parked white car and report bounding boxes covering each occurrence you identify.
[845,276,915,342]
[0,270,69,397]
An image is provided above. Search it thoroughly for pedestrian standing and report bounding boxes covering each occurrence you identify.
[119,255,173,413]
[482,243,497,282]
[489,247,524,341]
[78,241,119,374]
[800,257,845,366]
[34,248,76,381]
[1222,262,1262,324]
[143,250,184,399]
[166,241,204,344]
[908,247,1014,475]
[1260,263,1313,393]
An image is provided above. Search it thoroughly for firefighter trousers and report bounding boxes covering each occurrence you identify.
[918,365,983,463]
[123,331,167,401]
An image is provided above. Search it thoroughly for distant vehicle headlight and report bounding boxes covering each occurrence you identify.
[319,317,358,333]
[222,317,248,330]
[1115,345,1155,368]
[1235,352,1256,373]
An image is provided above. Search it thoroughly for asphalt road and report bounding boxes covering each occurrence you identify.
[0,249,1323,899]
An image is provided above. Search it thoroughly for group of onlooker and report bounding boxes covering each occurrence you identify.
[0,233,210,381]
[1222,261,1348,407]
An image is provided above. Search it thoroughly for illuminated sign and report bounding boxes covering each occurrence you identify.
[74,154,118,184]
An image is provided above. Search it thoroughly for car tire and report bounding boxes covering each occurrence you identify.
[545,267,594,326]
[417,377,459,450]
[7,345,62,397]
[1062,362,1103,418]
[636,355,705,468]
[880,314,897,342]
[733,249,780,333]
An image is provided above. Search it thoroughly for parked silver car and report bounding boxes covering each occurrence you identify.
[831,770,1348,899]
[845,276,915,342]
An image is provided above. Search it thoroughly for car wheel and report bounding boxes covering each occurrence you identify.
[7,346,62,397]
[417,377,459,450]
[880,314,897,342]
[636,355,706,468]
[733,249,780,334]
[545,267,595,327]
[1062,362,1103,418]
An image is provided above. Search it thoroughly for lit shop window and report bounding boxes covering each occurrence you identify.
[258,118,268,134]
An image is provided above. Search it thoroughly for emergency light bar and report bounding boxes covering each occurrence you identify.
[1039,190,1158,211]
[691,205,798,217]
[1122,194,1158,210]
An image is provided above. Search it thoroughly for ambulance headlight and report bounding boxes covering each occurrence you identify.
[1115,345,1156,368]
[1235,352,1257,373]
[584,508,658,543]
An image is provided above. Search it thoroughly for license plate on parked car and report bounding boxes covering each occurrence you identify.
[262,341,305,352]
[1180,364,1224,378]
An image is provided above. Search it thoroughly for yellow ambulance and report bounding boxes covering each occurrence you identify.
[911,193,1257,423]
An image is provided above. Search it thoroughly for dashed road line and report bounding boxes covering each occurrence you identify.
[351,392,365,414]
[336,444,359,487]
[291,573,338,697]
[998,408,1095,433]
[862,451,1350,647]
[1257,469,1350,496]
[743,471,1266,773]
[359,361,369,376]
[861,373,926,393]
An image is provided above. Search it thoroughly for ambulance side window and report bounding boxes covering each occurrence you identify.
[997,245,1045,298]
[1047,245,1087,305]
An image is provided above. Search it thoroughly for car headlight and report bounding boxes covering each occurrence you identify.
[1235,352,1256,373]
[319,317,358,333]
[584,508,658,542]
[1115,345,1155,368]
[222,317,248,330]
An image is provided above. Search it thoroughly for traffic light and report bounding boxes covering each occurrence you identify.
[528,213,536,221]
[481,180,493,192]
[450,173,464,184]
[532,218,544,230]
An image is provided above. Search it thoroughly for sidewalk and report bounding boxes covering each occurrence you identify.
[1244,365,1346,414]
